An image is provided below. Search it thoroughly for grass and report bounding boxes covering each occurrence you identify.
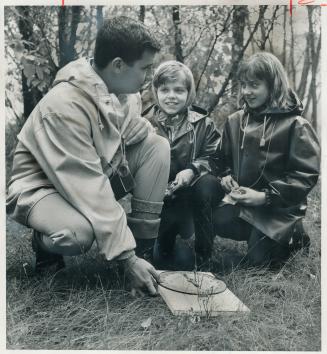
[6,183,321,350]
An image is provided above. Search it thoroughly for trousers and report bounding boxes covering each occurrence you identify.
[212,204,291,266]
[156,174,224,256]
[27,134,170,256]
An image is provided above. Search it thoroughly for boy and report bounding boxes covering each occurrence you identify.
[7,16,170,296]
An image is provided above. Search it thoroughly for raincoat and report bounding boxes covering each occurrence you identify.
[143,104,220,182]
[217,93,320,244]
[7,58,143,260]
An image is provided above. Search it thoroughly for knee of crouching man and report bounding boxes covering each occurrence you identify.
[150,133,170,162]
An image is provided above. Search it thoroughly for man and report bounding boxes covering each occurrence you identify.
[7,16,170,296]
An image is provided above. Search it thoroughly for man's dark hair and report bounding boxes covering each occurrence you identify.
[94,16,161,69]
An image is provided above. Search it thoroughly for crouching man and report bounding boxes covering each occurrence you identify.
[6,16,170,296]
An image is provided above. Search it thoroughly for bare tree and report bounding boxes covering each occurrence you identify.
[17,6,43,118]
[172,6,183,63]
[58,6,82,68]
[139,5,145,22]
[208,6,268,113]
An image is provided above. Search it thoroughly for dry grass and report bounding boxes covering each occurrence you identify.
[6,183,321,350]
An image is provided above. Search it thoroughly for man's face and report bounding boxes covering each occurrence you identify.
[117,50,155,94]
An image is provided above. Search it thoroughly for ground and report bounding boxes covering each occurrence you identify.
[6,184,321,350]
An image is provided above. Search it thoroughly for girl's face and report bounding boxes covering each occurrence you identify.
[241,78,270,109]
[157,75,188,116]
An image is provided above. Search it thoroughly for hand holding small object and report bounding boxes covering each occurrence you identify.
[122,255,159,296]
[174,169,195,189]
[221,175,239,193]
[229,187,266,206]
[123,116,149,145]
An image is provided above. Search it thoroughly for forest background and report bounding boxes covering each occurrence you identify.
[5,4,321,178]
[5,5,322,351]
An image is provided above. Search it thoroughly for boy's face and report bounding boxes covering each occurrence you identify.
[114,50,155,94]
[241,78,270,109]
[157,75,188,116]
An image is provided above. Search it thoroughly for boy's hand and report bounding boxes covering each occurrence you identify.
[123,117,150,146]
[174,169,195,190]
[123,255,159,296]
[229,187,266,206]
[221,175,239,193]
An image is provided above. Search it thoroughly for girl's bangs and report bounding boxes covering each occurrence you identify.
[238,60,267,82]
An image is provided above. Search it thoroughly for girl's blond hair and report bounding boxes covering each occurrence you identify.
[237,52,294,110]
[152,60,196,110]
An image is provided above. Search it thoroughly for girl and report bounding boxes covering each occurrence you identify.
[143,60,224,269]
[211,52,320,267]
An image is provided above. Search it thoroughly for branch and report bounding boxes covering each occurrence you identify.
[208,5,268,113]
[195,7,234,92]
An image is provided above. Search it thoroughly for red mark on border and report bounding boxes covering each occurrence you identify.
[62,0,64,6]
[290,0,293,15]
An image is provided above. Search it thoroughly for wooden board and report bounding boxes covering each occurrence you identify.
[158,271,250,316]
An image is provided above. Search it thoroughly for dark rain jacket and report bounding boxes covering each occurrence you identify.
[216,94,320,244]
[143,105,221,183]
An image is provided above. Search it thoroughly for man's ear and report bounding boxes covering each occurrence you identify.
[111,57,126,73]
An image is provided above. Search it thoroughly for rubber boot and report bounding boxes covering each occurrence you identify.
[289,220,310,255]
[32,230,65,273]
[127,197,163,262]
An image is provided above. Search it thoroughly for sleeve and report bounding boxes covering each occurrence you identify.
[268,118,320,206]
[188,118,221,175]
[210,118,234,178]
[34,108,136,261]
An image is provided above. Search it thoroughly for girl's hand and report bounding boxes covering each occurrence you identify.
[221,175,239,193]
[229,187,266,206]
[174,169,195,190]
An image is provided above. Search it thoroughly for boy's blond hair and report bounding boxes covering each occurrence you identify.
[152,60,196,110]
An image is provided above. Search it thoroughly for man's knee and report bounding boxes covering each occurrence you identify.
[142,133,170,164]
[45,220,94,256]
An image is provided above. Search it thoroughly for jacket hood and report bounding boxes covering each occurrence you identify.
[244,89,304,118]
[52,58,108,100]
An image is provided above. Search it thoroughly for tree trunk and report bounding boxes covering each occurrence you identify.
[96,6,103,31]
[58,6,82,68]
[282,6,287,66]
[17,6,43,118]
[289,12,296,87]
[172,6,183,63]
[139,5,145,23]
[304,7,320,130]
[231,6,248,95]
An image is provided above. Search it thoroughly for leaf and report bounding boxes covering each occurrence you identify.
[140,317,152,329]
[35,66,44,80]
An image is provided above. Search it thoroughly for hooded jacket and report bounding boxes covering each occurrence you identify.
[217,92,320,244]
[7,58,142,261]
[143,104,220,182]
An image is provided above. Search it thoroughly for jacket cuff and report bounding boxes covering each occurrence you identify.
[186,163,200,177]
[116,249,136,261]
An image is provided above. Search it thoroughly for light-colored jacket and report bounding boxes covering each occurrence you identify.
[7,58,141,260]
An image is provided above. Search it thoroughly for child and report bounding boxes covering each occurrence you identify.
[143,60,224,269]
[211,52,320,267]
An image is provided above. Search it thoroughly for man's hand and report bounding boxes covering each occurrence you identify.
[221,175,239,193]
[123,255,159,296]
[229,187,266,206]
[173,169,195,190]
[123,117,150,146]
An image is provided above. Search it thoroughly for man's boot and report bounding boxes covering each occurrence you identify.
[32,230,65,273]
[127,197,163,262]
